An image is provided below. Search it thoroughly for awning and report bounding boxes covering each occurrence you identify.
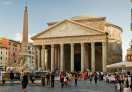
[106,61,132,68]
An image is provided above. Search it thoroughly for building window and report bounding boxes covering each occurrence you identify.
[131,56,132,61]
[28,46,30,50]
[128,56,131,61]
[29,51,31,54]
[0,57,2,60]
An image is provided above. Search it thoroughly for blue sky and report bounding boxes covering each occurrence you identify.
[0,0,131,60]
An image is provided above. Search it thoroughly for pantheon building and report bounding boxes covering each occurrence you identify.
[31,16,122,72]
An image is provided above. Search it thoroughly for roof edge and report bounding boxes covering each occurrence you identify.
[106,23,123,32]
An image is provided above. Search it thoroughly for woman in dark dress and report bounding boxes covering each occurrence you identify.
[21,72,28,92]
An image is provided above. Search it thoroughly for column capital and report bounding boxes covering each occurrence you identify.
[81,42,84,45]
[71,43,74,45]
[102,42,107,46]
[60,43,64,46]
[51,44,54,48]
[70,43,74,48]
[42,45,45,49]
[91,42,95,44]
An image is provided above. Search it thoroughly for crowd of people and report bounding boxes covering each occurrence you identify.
[1,71,104,92]
[2,70,132,92]
[40,71,102,88]
[20,71,100,92]
[103,72,132,92]
[39,72,132,92]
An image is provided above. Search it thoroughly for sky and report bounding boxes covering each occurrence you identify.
[0,0,131,60]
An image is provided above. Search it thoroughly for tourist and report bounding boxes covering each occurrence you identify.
[123,80,131,92]
[130,75,132,92]
[21,72,28,92]
[10,71,14,82]
[60,72,64,88]
[94,72,98,85]
[46,72,50,86]
[41,76,45,86]
[89,73,93,83]
[115,81,121,92]
[29,73,34,84]
[64,75,68,86]
[51,72,55,88]
[74,72,78,86]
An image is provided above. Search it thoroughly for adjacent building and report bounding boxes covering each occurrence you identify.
[8,39,21,66]
[26,43,37,70]
[0,45,8,71]
[31,16,122,72]
[0,38,21,70]
[126,40,132,61]
[0,38,9,70]
[0,37,36,71]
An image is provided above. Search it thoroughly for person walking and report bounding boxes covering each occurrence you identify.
[94,73,98,85]
[74,72,78,87]
[51,72,55,88]
[29,73,34,84]
[123,75,131,92]
[60,72,64,88]
[10,71,14,83]
[89,72,93,83]
[46,73,50,86]
[21,72,28,92]
[130,75,132,92]
[41,76,45,86]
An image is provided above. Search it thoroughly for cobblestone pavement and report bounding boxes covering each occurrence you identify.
[0,80,115,92]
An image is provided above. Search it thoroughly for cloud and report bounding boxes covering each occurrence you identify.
[14,32,33,43]
[1,0,18,6]
[2,0,13,5]
[14,32,22,42]
[29,35,33,43]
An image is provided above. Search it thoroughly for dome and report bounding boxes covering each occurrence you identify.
[70,16,105,20]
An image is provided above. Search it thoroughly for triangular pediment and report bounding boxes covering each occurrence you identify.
[32,20,104,39]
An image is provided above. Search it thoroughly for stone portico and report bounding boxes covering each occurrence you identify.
[31,16,122,72]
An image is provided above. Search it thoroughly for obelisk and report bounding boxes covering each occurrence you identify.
[20,2,31,72]
[22,2,28,49]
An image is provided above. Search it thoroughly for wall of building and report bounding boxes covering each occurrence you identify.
[106,24,122,42]
[8,40,21,66]
[27,43,37,70]
[107,42,122,64]
[74,19,106,31]
[0,47,8,70]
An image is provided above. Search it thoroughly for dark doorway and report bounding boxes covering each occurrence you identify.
[74,53,81,72]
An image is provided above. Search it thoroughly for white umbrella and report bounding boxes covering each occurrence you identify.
[107,61,132,68]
